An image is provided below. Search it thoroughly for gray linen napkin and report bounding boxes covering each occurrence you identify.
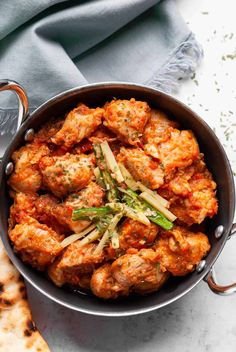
[0,0,202,141]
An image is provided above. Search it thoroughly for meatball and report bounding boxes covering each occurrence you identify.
[119,219,159,250]
[159,157,218,225]
[8,142,49,193]
[143,109,178,158]
[158,129,200,175]
[39,153,95,197]
[117,147,164,189]
[57,242,105,275]
[9,217,63,271]
[103,98,151,146]
[91,264,129,299]
[51,103,103,148]
[155,226,211,276]
[111,249,168,294]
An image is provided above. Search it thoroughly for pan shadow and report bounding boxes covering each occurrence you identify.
[28,281,206,352]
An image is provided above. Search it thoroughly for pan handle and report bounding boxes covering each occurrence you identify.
[205,223,236,295]
[0,80,29,131]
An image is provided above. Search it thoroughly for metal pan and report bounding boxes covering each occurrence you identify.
[0,80,235,317]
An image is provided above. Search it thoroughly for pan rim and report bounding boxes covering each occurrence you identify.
[0,81,235,316]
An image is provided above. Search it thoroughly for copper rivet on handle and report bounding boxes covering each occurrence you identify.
[24,128,34,142]
[5,162,14,175]
[215,225,224,239]
[196,260,206,273]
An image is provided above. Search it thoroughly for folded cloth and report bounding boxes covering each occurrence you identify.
[0,0,202,138]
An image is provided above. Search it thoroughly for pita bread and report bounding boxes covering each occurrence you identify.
[0,239,50,352]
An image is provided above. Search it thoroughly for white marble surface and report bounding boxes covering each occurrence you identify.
[27,0,236,351]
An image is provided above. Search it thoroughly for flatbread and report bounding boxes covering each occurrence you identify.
[0,239,50,352]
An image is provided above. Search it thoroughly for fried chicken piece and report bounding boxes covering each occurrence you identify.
[74,139,94,154]
[158,129,200,174]
[159,157,218,225]
[155,226,211,276]
[8,143,49,193]
[9,217,63,271]
[133,266,169,294]
[90,263,129,299]
[39,153,95,197]
[34,119,63,144]
[51,103,103,148]
[75,126,118,154]
[58,242,105,275]
[48,257,76,287]
[111,249,169,294]
[103,98,151,146]
[65,181,105,209]
[35,194,72,234]
[35,182,105,233]
[48,256,93,289]
[143,109,179,158]
[47,257,80,287]
[119,219,159,250]
[117,147,164,189]
[88,125,117,144]
[78,274,92,291]
[65,181,105,232]
[9,192,38,229]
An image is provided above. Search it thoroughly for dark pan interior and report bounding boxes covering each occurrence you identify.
[0,83,235,316]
